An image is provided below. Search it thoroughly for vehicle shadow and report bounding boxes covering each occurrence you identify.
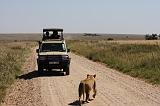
[17,70,65,80]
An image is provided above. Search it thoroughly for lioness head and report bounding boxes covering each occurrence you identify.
[87,74,96,79]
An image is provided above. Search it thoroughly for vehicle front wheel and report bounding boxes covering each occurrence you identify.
[64,66,70,75]
[38,65,43,74]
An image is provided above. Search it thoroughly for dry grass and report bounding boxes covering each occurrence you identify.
[109,40,160,45]
[67,40,160,84]
[0,41,36,103]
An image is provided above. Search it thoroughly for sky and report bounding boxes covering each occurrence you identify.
[0,0,160,34]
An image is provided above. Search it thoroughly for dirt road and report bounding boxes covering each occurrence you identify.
[2,48,160,106]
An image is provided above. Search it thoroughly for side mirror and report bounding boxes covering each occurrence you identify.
[67,49,70,52]
[37,41,41,45]
[36,49,39,53]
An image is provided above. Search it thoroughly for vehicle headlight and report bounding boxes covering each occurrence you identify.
[39,56,46,60]
[62,55,69,60]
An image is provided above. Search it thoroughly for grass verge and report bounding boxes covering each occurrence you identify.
[67,40,160,84]
[0,41,36,103]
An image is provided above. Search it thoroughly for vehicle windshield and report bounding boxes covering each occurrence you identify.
[40,43,66,52]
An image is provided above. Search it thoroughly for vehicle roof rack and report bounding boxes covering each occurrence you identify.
[43,28,63,32]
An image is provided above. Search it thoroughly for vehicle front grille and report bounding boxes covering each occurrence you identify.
[47,55,62,61]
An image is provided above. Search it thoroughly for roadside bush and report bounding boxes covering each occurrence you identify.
[107,38,114,40]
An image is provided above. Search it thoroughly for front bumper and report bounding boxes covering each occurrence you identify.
[37,58,70,69]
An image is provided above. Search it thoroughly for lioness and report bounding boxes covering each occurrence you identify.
[78,74,97,104]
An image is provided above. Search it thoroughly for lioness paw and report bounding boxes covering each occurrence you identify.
[93,94,96,98]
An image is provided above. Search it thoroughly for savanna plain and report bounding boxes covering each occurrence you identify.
[0,33,160,106]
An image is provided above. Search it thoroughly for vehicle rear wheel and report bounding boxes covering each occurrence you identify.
[64,66,70,75]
